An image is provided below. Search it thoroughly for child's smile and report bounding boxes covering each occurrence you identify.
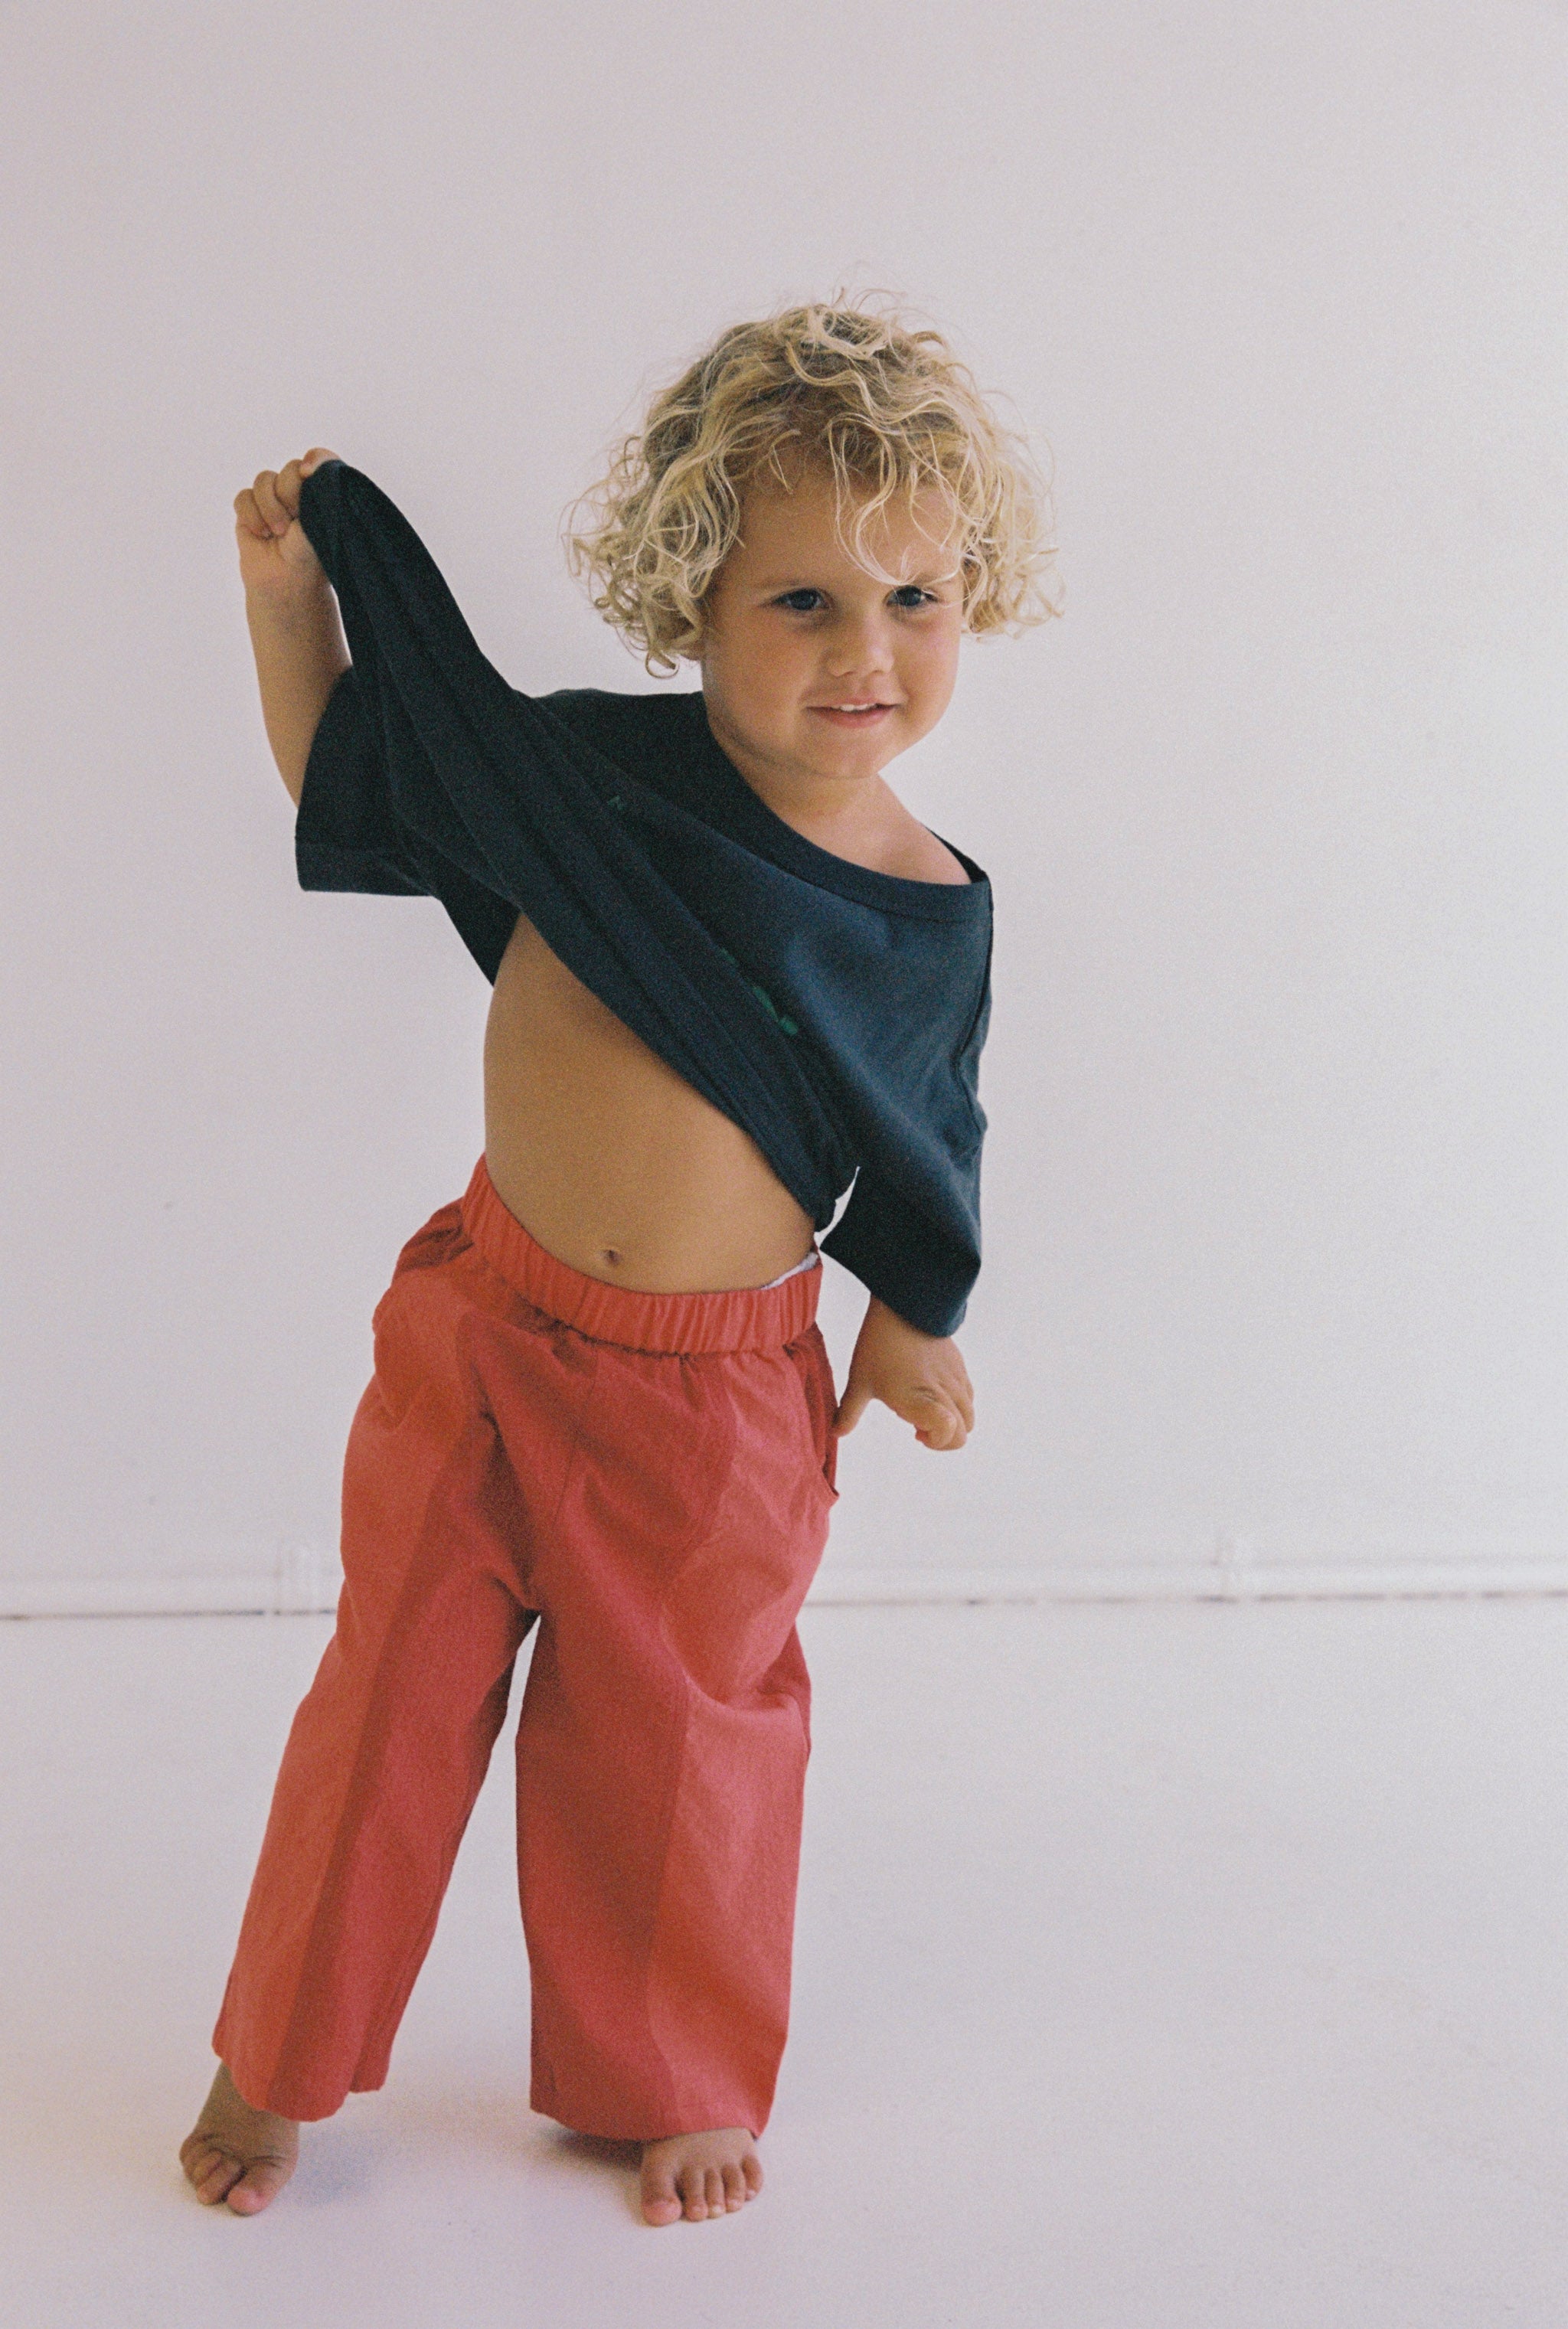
[808,700,896,728]
[697,462,965,817]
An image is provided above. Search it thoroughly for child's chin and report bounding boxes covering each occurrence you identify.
[798,715,900,766]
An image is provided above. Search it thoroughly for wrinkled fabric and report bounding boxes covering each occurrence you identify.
[292,456,992,1336]
[214,1157,838,2140]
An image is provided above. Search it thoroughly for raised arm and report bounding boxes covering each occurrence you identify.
[234,450,349,805]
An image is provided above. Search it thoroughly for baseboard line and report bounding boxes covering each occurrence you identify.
[6,1557,1568,1619]
[807,1562,1568,1604]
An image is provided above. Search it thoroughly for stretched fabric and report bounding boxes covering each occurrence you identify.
[294,458,992,1335]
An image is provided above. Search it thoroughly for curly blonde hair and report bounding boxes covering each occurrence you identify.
[562,295,1060,676]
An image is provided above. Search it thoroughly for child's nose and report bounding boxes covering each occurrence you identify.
[825,612,897,679]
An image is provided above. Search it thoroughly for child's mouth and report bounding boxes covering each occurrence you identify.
[808,702,895,727]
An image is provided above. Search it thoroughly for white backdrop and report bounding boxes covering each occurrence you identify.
[2,0,1564,1610]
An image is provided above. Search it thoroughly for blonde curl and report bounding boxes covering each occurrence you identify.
[562,294,1061,676]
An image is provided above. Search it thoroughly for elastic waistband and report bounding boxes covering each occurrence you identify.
[461,1154,822,1355]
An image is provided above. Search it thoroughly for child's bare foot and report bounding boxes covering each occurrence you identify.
[179,2063,299,2214]
[639,2125,762,2224]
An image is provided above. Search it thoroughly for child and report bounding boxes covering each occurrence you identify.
[180,300,1054,2226]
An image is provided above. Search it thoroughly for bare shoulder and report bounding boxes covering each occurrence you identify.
[877,812,973,886]
[779,787,975,884]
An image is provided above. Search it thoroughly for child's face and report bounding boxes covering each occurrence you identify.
[697,463,965,793]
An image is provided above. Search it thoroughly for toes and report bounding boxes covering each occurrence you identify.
[184,2139,292,2213]
[640,2167,682,2227]
[642,2136,761,2225]
[180,2133,221,2180]
[192,2149,243,2204]
[224,2165,279,2215]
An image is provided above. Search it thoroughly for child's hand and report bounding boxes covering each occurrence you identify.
[834,1297,975,1451]
[234,449,339,599]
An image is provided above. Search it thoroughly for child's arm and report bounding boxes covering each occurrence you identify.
[234,451,348,805]
[833,1297,975,1451]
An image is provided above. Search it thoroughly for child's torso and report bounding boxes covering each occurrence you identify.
[483,911,818,1292]
[296,464,995,1331]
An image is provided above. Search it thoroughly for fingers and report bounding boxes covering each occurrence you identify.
[838,1378,975,1448]
[903,1378,964,1434]
[234,451,338,540]
[943,1348,975,1436]
[232,482,274,541]
[833,1380,872,1436]
[907,1387,970,1450]
[939,1362,974,1439]
[278,447,340,507]
[250,467,294,534]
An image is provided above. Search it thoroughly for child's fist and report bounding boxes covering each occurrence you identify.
[233,449,339,596]
[834,1297,975,1450]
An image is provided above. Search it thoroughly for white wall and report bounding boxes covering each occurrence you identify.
[2,0,1564,1606]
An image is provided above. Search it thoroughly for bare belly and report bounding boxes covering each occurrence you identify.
[482,913,817,1292]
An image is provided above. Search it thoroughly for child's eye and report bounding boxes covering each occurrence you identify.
[773,586,938,613]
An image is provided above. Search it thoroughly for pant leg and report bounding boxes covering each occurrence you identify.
[212,1201,579,2119]
[509,1323,839,2141]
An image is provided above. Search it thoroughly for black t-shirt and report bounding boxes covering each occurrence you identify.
[294,458,992,1336]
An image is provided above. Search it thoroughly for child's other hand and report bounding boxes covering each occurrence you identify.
[234,449,339,598]
[834,1297,975,1451]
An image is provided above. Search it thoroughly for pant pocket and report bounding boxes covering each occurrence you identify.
[788,1328,841,1506]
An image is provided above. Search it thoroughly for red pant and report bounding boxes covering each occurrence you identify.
[213,1155,838,2140]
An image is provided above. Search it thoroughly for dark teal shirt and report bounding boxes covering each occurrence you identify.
[294,459,992,1336]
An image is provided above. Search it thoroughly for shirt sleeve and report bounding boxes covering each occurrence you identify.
[290,457,841,1154]
[294,663,429,896]
[819,1158,980,1339]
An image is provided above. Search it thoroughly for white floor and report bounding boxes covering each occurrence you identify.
[5,1597,1568,2326]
